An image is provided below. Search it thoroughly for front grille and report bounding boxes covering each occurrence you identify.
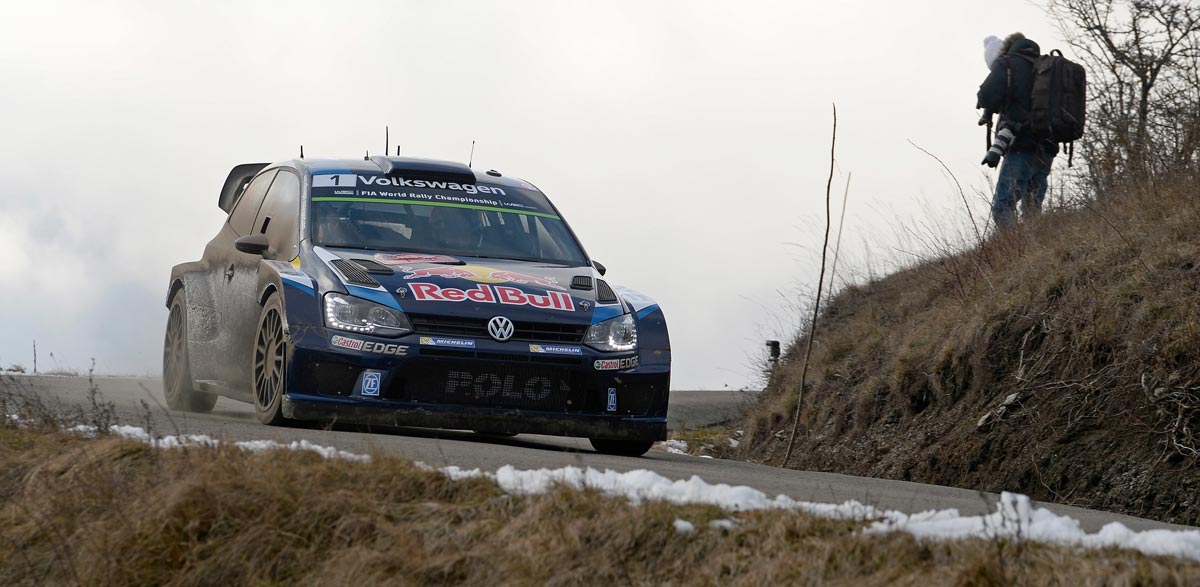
[420,348,476,360]
[408,314,483,338]
[330,259,380,287]
[420,347,581,366]
[408,313,586,343]
[517,321,588,343]
[402,359,580,411]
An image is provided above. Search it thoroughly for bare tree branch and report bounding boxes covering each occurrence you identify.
[781,104,837,467]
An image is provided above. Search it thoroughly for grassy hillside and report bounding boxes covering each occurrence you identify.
[741,176,1200,525]
[3,419,1199,585]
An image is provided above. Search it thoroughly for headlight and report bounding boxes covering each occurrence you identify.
[324,293,412,337]
[584,313,638,352]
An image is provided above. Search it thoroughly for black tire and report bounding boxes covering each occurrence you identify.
[163,290,217,413]
[252,293,289,426]
[589,438,655,457]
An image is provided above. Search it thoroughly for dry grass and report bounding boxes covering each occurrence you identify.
[742,174,1200,526]
[668,426,742,459]
[1,421,1198,586]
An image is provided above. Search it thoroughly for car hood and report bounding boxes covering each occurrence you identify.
[321,248,611,325]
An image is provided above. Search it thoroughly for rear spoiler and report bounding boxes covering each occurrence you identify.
[218,163,269,213]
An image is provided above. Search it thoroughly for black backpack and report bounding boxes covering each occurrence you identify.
[1028,50,1086,162]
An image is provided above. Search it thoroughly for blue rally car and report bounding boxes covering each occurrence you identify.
[163,156,670,456]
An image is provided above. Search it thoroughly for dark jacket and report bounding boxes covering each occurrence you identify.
[977,37,1059,156]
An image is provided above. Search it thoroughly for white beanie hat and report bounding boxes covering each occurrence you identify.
[984,35,1003,68]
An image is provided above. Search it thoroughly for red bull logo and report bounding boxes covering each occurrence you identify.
[409,283,574,312]
[486,270,563,290]
[375,253,461,265]
[397,264,564,291]
[400,266,477,280]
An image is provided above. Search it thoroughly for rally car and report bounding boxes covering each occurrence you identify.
[163,156,670,456]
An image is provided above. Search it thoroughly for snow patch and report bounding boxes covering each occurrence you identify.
[66,423,370,462]
[68,424,98,436]
[453,465,882,515]
[233,438,369,462]
[439,465,1200,562]
[673,519,696,534]
[661,439,688,455]
[869,492,1200,561]
[727,438,740,448]
[709,519,737,531]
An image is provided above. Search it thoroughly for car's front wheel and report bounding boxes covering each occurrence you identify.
[163,290,217,413]
[589,438,654,457]
[252,293,289,426]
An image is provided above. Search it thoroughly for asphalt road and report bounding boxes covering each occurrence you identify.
[6,374,1192,533]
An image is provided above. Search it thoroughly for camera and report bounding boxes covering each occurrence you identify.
[982,127,1014,168]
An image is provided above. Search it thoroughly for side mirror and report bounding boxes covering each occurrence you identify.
[592,260,607,276]
[235,234,270,255]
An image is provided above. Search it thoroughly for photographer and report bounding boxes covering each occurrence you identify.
[977,33,1059,229]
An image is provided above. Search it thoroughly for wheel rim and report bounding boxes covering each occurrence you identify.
[164,304,186,397]
[254,308,285,409]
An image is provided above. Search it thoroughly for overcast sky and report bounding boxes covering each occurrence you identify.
[0,1,1063,389]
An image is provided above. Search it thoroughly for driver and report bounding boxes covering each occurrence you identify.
[313,202,366,246]
[429,206,484,250]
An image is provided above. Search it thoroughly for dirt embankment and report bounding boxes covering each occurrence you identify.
[740,177,1200,526]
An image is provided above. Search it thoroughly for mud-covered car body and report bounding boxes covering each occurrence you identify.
[166,156,670,444]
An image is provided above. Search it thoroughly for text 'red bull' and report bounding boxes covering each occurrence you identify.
[409,283,575,312]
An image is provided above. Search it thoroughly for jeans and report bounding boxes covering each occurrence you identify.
[992,149,1053,229]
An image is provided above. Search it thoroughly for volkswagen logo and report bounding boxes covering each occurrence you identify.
[487,316,515,342]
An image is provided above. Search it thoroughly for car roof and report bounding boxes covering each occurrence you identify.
[281,156,542,192]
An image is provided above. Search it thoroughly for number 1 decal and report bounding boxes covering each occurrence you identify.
[312,174,357,188]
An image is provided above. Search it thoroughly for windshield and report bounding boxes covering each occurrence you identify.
[309,176,587,265]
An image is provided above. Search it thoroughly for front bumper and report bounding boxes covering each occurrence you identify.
[282,325,670,441]
[282,395,667,440]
